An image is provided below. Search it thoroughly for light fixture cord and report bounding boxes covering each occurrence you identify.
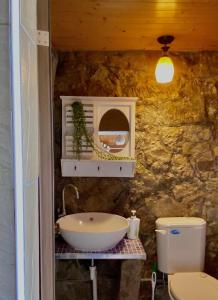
[161,45,170,56]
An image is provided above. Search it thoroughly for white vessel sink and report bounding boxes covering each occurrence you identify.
[57,212,129,251]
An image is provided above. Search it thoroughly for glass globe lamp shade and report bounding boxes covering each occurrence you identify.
[155,55,174,83]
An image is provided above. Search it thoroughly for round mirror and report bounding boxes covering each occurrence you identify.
[98,109,129,153]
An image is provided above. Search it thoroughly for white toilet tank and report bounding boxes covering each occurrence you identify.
[156,217,206,274]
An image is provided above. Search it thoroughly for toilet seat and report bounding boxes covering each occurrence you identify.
[168,272,218,300]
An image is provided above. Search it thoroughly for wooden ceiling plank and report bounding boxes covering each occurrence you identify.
[51,0,218,51]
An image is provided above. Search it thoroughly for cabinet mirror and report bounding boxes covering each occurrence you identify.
[98,109,129,153]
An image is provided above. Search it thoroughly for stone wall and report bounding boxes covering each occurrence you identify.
[54,51,218,298]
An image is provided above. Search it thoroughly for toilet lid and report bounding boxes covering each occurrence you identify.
[169,272,218,300]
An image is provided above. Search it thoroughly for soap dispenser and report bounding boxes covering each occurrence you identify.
[127,210,140,239]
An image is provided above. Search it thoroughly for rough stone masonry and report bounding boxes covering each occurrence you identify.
[54,51,218,299]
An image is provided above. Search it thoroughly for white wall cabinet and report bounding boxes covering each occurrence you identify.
[61,96,137,177]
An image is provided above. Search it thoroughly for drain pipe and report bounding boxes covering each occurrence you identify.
[141,272,166,300]
[151,272,157,300]
[90,259,98,300]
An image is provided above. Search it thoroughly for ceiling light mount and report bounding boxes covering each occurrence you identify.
[157,35,174,45]
[157,35,174,53]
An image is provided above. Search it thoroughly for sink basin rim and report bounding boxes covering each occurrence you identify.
[57,212,129,234]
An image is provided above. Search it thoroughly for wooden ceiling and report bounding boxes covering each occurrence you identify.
[51,0,218,51]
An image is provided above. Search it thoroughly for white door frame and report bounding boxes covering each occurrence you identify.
[11,0,54,299]
[11,0,25,299]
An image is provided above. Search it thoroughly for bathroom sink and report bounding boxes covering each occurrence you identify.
[57,212,129,251]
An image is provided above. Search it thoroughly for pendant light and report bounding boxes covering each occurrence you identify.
[155,35,175,84]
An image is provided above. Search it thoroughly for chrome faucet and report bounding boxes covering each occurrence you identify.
[60,184,79,217]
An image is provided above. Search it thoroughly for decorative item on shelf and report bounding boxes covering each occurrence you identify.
[71,101,93,159]
[155,35,175,84]
[61,96,137,177]
[127,210,140,240]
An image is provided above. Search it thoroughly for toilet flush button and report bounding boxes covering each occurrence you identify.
[200,273,207,278]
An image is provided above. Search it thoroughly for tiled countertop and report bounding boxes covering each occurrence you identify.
[55,238,147,260]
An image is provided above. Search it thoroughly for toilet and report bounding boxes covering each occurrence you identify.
[156,217,218,300]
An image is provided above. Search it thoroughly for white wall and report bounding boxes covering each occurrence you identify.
[0,1,16,299]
